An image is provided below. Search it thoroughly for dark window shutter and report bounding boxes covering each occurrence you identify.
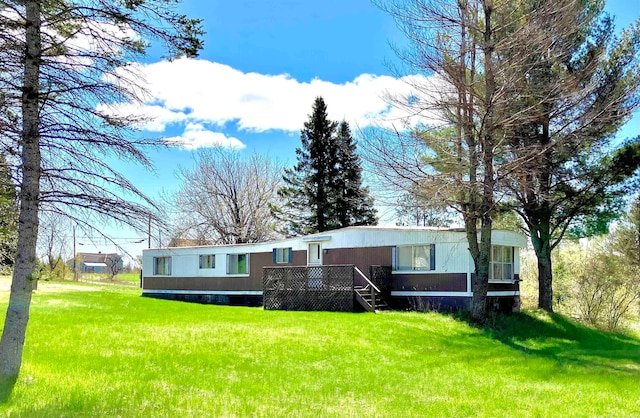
[430,244,436,270]
[272,248,277,263]
[288,248,293,263]
[391,246,397,271]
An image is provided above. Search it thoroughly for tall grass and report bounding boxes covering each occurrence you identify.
[0,279,638,417]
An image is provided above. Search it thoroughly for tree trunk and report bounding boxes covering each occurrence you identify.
[470,0,496,324]
[530,220,554,312]
[0,0,42,386]
[536,245,553,312]
[470,262,489,322]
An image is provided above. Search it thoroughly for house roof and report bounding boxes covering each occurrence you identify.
[83,262,108,267]
[148,225,525,252]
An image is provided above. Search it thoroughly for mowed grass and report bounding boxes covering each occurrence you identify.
[113,272,140,285]
[0,279,638,417]
[76,272,140,285]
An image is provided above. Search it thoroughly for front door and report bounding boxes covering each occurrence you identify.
[308,242,322,265]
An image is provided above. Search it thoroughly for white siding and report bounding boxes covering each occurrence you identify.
[142,226,528,278]
[435,242,470,273]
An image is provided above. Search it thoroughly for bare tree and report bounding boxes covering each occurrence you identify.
[371,0,510,322]
[37,213,72,278]
[168,148,283,245]
[105,254,123,280]
[395,187,456,227]
[0,0,202,386]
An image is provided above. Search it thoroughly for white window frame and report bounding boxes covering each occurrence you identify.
[199,254,215,269]
[153,256,171,276]
[490,245,514,282]
[227,253,249,275]
[393,245,435,272]
[274,247,292,264]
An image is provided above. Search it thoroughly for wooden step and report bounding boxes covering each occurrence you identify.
[354,288,389,312]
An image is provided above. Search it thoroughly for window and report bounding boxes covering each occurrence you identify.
[199,254,215,269]
[394,245,435,271]
[273,247,292,264]
[227,253,248,274]
[153,256,171,275]
[490,246,514,281]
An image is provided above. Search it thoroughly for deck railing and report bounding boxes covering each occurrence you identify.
[354,266,381,309]
[263,265,354,311]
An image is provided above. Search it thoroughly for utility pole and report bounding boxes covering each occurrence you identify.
[148,215,151,249]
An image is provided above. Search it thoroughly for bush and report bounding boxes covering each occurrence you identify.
[521,237,640,331]
[40,257,71,281]
[571,238,640,330]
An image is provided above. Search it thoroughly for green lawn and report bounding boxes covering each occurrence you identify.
[114,271,141,285]
[72,271,140,285]
[0,279,638,417]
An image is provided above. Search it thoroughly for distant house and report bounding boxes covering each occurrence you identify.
[76,252,123,274]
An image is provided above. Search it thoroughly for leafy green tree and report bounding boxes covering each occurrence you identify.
[276,98,376,234]
[0,154,17,270]
[0,0,202,386]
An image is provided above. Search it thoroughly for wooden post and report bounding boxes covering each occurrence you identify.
[371,285,375,310]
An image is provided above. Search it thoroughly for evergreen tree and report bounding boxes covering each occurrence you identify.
[276,99,377,234]
[498,1,640,311]
[0,155,17,269]
[334,121,377,228]
[277,97,338,234]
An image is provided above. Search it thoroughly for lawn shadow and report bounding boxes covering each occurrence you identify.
[455,310,640,374]
[0,375,17,403]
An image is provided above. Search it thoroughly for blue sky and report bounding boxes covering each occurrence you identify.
[86,0,640,260]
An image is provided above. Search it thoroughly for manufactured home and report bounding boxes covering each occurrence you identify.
[141,226,527,312]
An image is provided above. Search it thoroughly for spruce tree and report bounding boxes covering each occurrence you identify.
[334,121,377,227]
[276,99,377,234]
[277,97,338,234]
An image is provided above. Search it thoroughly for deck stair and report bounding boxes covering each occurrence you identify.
[353,267,389,312]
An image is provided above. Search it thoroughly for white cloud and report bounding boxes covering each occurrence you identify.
[164,123,246,150]
[122,58,446,135]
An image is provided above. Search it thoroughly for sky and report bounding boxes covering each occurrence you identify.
[79,0,640,262]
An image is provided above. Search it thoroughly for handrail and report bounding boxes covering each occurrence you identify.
[354,266,381,294]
